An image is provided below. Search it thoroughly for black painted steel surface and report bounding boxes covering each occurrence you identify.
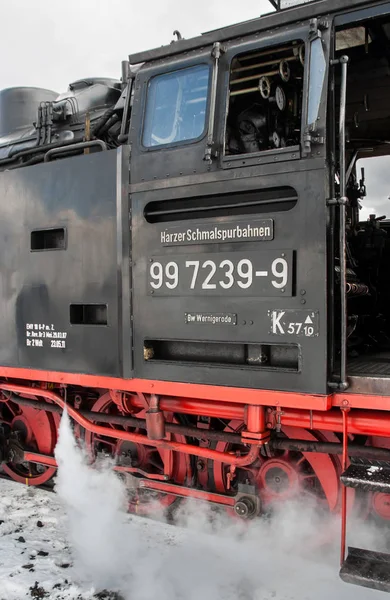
[340,457,390,493]
[131,164,329,393]
[0,0,388,397]
[0,147,131,377]
[128,0,378,64]
[340,547,390,593]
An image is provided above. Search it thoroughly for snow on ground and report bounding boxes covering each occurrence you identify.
[0,477,386,600]
[0,478,83,600]
[0,479,184,600]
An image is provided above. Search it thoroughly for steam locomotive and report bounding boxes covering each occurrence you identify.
[1,0,390,591]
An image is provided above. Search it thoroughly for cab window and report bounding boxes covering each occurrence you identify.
[143,64,210,148]
[225,40,304,155]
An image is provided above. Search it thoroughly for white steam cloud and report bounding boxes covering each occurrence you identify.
[54,409,385,600]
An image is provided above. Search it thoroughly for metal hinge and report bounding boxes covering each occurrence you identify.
[303,127,324,154]
[309,17,329,41]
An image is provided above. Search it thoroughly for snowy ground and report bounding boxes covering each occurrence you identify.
[0,476,386,600]
[0,478,185,600]
[0,410,387,600]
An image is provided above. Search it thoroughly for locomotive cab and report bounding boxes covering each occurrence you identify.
[2,0,390,594]
[128,16,329,395]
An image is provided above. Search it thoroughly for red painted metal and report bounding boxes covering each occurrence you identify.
[243,404,270,442]
[105,397,390,438]
[246,405,265,432]
[1,397,58,485]
[281,408,390,438]
[129,395,245,420]
[334,394,390,411]
[340,408,350,566]
[113,466,169,480]
[84,393,190,510]
[23,451,170,480]
[0,366,331,410]
[281,426,340,511]
[138,479,236,507]
[24,451,57,467]
[372,493,390,521]
[3,381,390,448]
[3,367,390,412]
[145,395,165,440]
[4,381,390,440]
[257,458,299,499]
[212,420,245,494]
[0,383,258,467]
[211,421,340,512]
[134,401,390,440]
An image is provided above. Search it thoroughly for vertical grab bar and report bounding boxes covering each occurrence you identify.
[329,55,349,391]
[338,56,350,391]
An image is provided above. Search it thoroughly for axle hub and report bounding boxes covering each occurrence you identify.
[234,496,257,519]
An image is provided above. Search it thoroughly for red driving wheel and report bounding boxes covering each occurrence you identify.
[84,393,191,515]
[1,396,59,486]
[210,421,369,546]
[211,422,353,515]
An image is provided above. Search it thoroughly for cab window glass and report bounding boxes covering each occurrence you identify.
[307,37,326,126]
[143,65,210,147]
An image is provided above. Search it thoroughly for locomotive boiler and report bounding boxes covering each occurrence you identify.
[2,0,390,591]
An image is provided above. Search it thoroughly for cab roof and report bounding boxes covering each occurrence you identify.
[128,0,382,65]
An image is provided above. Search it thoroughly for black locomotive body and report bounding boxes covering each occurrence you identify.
[2,0,390,592]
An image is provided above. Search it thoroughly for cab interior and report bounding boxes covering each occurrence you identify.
[334,12,390,385]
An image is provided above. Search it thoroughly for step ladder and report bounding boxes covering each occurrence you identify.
[339,409,390,593]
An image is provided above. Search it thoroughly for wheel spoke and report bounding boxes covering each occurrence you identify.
[2,402,57,486]
[148,457,163,470]
[93,436,116,449]
[85,394,190,513]
[6,402,19,418]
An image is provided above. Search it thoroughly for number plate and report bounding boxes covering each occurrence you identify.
[148,251,293,296]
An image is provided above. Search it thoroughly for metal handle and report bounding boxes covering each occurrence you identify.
[44,140,107,162]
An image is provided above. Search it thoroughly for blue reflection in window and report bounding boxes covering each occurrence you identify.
[307,38,326,126]
[143,65,210,147]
